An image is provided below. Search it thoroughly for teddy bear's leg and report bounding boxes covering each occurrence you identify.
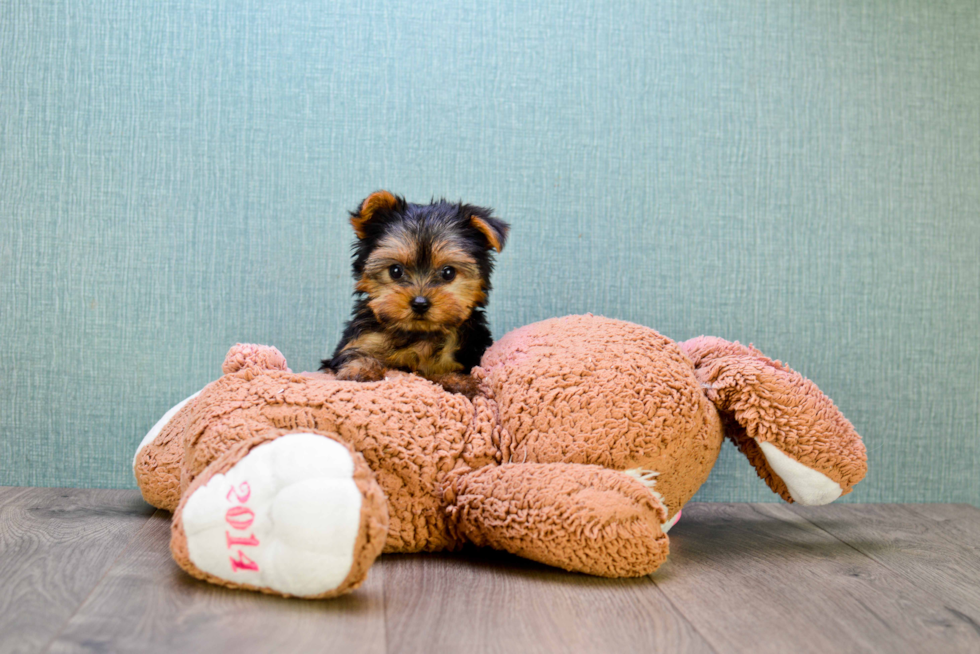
[170,430,389,599]
[681,336,867,505]
[134,344,293,512]
[446,462,669,577]
[133,389,203,512]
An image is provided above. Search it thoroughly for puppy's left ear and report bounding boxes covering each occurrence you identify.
[468,208,510,253]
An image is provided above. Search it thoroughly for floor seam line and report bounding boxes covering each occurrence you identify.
[381,557,391,654]
[649,574,723,654]
[784,504,980,617]
[38,506,161,654]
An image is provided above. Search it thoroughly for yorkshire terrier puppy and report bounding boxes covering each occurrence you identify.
[321,191,509,397]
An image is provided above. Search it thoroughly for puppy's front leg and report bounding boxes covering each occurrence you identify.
[430,372,481,399]
[335,355,387,382]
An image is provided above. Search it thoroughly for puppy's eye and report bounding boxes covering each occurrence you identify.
[389,264,404,280]
[439,266,456,282]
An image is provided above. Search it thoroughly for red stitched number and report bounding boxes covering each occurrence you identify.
[226,531,260,548]
[226,481,251,503]
[225,505,255,530]
[229,550,259,572]
[225,480,260,572]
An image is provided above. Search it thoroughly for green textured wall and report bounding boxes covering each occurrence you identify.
[1,1,978,504]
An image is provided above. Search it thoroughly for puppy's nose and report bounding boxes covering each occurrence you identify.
[410,296,431,315]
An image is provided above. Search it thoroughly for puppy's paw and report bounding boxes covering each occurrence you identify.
[336,358,387,382]
[431,373,481,399]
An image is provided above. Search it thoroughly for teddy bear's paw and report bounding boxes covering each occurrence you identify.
[756,440,843,505]
[177,433,382,598]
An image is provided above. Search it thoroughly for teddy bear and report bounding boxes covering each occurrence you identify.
[133,314,866,599]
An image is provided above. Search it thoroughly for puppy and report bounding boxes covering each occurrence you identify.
[321,191,509,397]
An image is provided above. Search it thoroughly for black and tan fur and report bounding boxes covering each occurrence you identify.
[321,191,509,397]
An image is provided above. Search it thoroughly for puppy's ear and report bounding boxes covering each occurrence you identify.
[351,191,402,239]
[468,209,509,253]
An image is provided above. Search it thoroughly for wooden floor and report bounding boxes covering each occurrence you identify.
[1,488,978,654]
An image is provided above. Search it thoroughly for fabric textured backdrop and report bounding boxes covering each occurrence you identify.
[1,1,978,504]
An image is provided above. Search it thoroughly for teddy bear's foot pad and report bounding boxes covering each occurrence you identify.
[756,440,842,505]
[179,433,364,597]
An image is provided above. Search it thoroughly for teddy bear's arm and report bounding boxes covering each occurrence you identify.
[446,463,669,577]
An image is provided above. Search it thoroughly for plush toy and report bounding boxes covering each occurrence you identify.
[134,314,866,599]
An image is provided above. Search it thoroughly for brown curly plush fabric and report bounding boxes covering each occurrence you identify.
[176,368,492,553]
[134,398,197,512]
[221,343,291,375]
[475,315,724,521]
[447,463,669,577]
[135,314,867,597]
[680,336,867,501]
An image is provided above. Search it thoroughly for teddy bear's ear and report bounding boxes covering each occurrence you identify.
[350,191,403,239]
[468,208,510,253]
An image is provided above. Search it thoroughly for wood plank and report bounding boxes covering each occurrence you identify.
[46,510,386,654]
[9,489,977,653]
[903,503,980,546]
[788,503,980,625]
[382,548,715,654]
[0,486,31,509]
[0,488,154,654]
[658,503,980,654]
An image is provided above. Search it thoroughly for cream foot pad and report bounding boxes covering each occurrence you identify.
[180,433,365,597]
[756,440,843,506]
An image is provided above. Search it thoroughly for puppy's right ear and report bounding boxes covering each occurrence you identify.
[350,191,402,239]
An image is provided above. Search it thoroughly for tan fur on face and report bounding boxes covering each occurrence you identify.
[367,286,429,329]
[361,230,418,277]
[358,233,486,332]
[430,239,479,273]
[423,280,484,326]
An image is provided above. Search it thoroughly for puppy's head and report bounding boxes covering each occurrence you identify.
[348,191,509,332]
